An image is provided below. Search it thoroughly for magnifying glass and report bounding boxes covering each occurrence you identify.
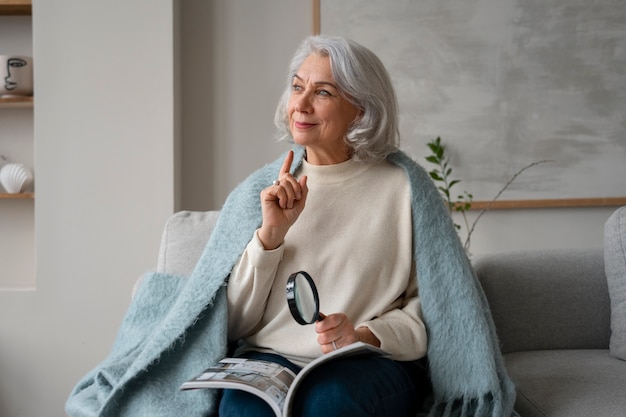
[286,271,323,325]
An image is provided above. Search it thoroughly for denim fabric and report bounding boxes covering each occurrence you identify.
[218,351,429,417]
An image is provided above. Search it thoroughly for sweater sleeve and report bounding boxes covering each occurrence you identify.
[357,269,428,361]
[227,230,284,341]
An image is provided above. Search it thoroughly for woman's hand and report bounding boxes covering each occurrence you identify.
[257,150,308,250]
[315,313,381,354]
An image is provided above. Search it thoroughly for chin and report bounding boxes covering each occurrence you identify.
[291,135,312,147]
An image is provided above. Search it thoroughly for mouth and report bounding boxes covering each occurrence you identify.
[294,121,317,129]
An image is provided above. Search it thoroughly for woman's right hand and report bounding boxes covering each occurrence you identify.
[257,150,308,250]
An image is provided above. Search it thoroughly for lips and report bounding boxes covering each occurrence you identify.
[294,121,316,129]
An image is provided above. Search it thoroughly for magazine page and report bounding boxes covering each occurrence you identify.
[181,358,297,417]
[282,342,389,416]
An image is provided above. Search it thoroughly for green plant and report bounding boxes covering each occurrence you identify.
[425,136,551,253]
[425,137,473,232]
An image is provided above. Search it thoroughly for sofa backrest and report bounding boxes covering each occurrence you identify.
[473,248,611,354]
[156,210,221,276]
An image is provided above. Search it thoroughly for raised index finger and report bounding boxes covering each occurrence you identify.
[279,150,294,176]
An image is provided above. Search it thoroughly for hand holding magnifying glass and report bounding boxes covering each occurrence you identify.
[286,271,364,352]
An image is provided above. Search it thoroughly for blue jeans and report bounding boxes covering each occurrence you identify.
[218,351,430,417]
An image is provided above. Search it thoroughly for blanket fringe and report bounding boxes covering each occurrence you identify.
[428,393,505,417]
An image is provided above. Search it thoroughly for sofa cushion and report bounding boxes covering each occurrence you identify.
[473,248,610,354]
[604,205,626,360]
[505,349,626,417]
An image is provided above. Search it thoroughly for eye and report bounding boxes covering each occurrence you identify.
[291,83,303,92]
[316,89,334,97]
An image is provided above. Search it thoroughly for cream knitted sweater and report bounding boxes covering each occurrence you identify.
[227,158,427,366]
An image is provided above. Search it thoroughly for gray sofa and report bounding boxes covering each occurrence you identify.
[473,206,626,417]
[153,207,626,416]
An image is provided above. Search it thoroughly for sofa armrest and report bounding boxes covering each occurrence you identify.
[473,248,610,354]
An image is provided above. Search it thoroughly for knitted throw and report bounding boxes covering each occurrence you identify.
[66,146,515,417]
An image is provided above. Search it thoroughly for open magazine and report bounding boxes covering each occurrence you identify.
[180,341,389,417]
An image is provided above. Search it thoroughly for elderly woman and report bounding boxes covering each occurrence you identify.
[66,35,515,417]
[221,36,429,416]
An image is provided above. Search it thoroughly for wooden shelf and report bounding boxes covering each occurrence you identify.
[0,0,31,15]
[0,192,34,199]
[0,96,33,108]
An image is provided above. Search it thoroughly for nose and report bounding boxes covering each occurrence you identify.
[293,90,313,113]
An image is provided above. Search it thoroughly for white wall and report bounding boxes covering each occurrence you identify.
[0,1,619,416]
[180,0,310,210]
[0,0,178,416]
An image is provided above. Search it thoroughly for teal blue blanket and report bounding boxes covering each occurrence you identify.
[66,147,515,417]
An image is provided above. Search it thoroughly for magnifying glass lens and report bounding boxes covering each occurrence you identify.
[286,271,320,325]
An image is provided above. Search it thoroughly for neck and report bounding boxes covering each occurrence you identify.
[305,146,352,165]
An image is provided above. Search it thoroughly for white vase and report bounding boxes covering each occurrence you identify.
[0,163,33,193]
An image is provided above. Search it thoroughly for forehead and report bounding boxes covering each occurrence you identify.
[296,53,333,80]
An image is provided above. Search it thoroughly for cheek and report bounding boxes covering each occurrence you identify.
[286,102,296,122]
[287,94,299,112]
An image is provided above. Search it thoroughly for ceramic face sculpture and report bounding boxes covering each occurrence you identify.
[0,55,33,97]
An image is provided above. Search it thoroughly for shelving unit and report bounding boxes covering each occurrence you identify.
[1,0,35,289]
[1,0,33,200]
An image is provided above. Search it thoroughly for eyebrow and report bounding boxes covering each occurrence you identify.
[293,74,339,91]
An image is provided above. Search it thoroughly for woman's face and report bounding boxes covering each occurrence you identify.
[288,53,361,165]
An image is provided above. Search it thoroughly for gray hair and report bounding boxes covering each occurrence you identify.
[274,35,400,162]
